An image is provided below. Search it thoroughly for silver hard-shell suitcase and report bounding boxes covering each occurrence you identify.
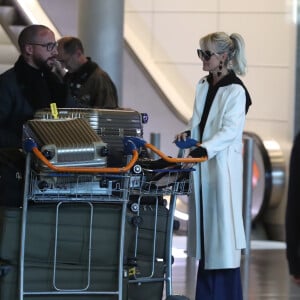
[23,117,108,170]
[22,117,110,197]
[34,108,148,166]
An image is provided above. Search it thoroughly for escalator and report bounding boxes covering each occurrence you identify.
[243,132,285,221]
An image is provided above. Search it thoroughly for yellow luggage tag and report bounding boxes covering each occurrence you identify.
[50,103,58,119]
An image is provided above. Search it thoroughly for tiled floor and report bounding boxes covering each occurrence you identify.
[170,236,300,300]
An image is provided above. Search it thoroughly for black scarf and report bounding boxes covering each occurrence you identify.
[199,71,252,141]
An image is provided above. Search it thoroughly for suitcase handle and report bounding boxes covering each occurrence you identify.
[23,138,139,173]
[123,137,207,163]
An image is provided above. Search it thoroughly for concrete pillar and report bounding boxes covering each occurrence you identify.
[78,0,124,104]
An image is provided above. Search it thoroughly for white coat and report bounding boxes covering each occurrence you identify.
[187,76,246,269]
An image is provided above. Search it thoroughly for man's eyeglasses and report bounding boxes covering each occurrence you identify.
[197,49,217,61]
[28,42,58,52]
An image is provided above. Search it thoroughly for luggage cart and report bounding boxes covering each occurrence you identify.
[123,137,206,300]
[18,138,139,300]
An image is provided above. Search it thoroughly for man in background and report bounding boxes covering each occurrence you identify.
[56,36,118,108]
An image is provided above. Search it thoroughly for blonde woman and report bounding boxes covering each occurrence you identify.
[175,31,251,299]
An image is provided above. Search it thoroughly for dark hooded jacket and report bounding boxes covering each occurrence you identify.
[286,132,300,277]
[0,56,76,148]
[64,58,118,109]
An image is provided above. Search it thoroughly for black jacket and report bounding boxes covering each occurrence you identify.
[286,132,300,277]
[0,56,76,148]
[64,58,118,108]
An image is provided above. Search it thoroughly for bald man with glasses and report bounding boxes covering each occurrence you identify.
[0,24,78,208]
[0,24,77,149]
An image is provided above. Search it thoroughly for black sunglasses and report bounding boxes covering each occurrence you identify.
[197,49,217,61]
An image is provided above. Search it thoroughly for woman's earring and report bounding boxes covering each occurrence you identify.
[217,61,223,77]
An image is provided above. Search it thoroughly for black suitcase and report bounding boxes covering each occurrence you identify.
[0,203,134,299]
[127,196,169,259]
[127,196,170,300]
[33,108,148,166]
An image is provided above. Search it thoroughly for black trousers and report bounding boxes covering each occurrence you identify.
[195,260,243,300]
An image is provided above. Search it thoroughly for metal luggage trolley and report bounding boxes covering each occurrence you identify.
[123,137,206,300]
[19,129,139,300]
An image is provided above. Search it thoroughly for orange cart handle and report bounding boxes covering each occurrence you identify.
[123,137,207,163]
[144,143,207,163]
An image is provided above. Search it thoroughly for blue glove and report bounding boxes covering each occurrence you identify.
[175,138,198,149]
